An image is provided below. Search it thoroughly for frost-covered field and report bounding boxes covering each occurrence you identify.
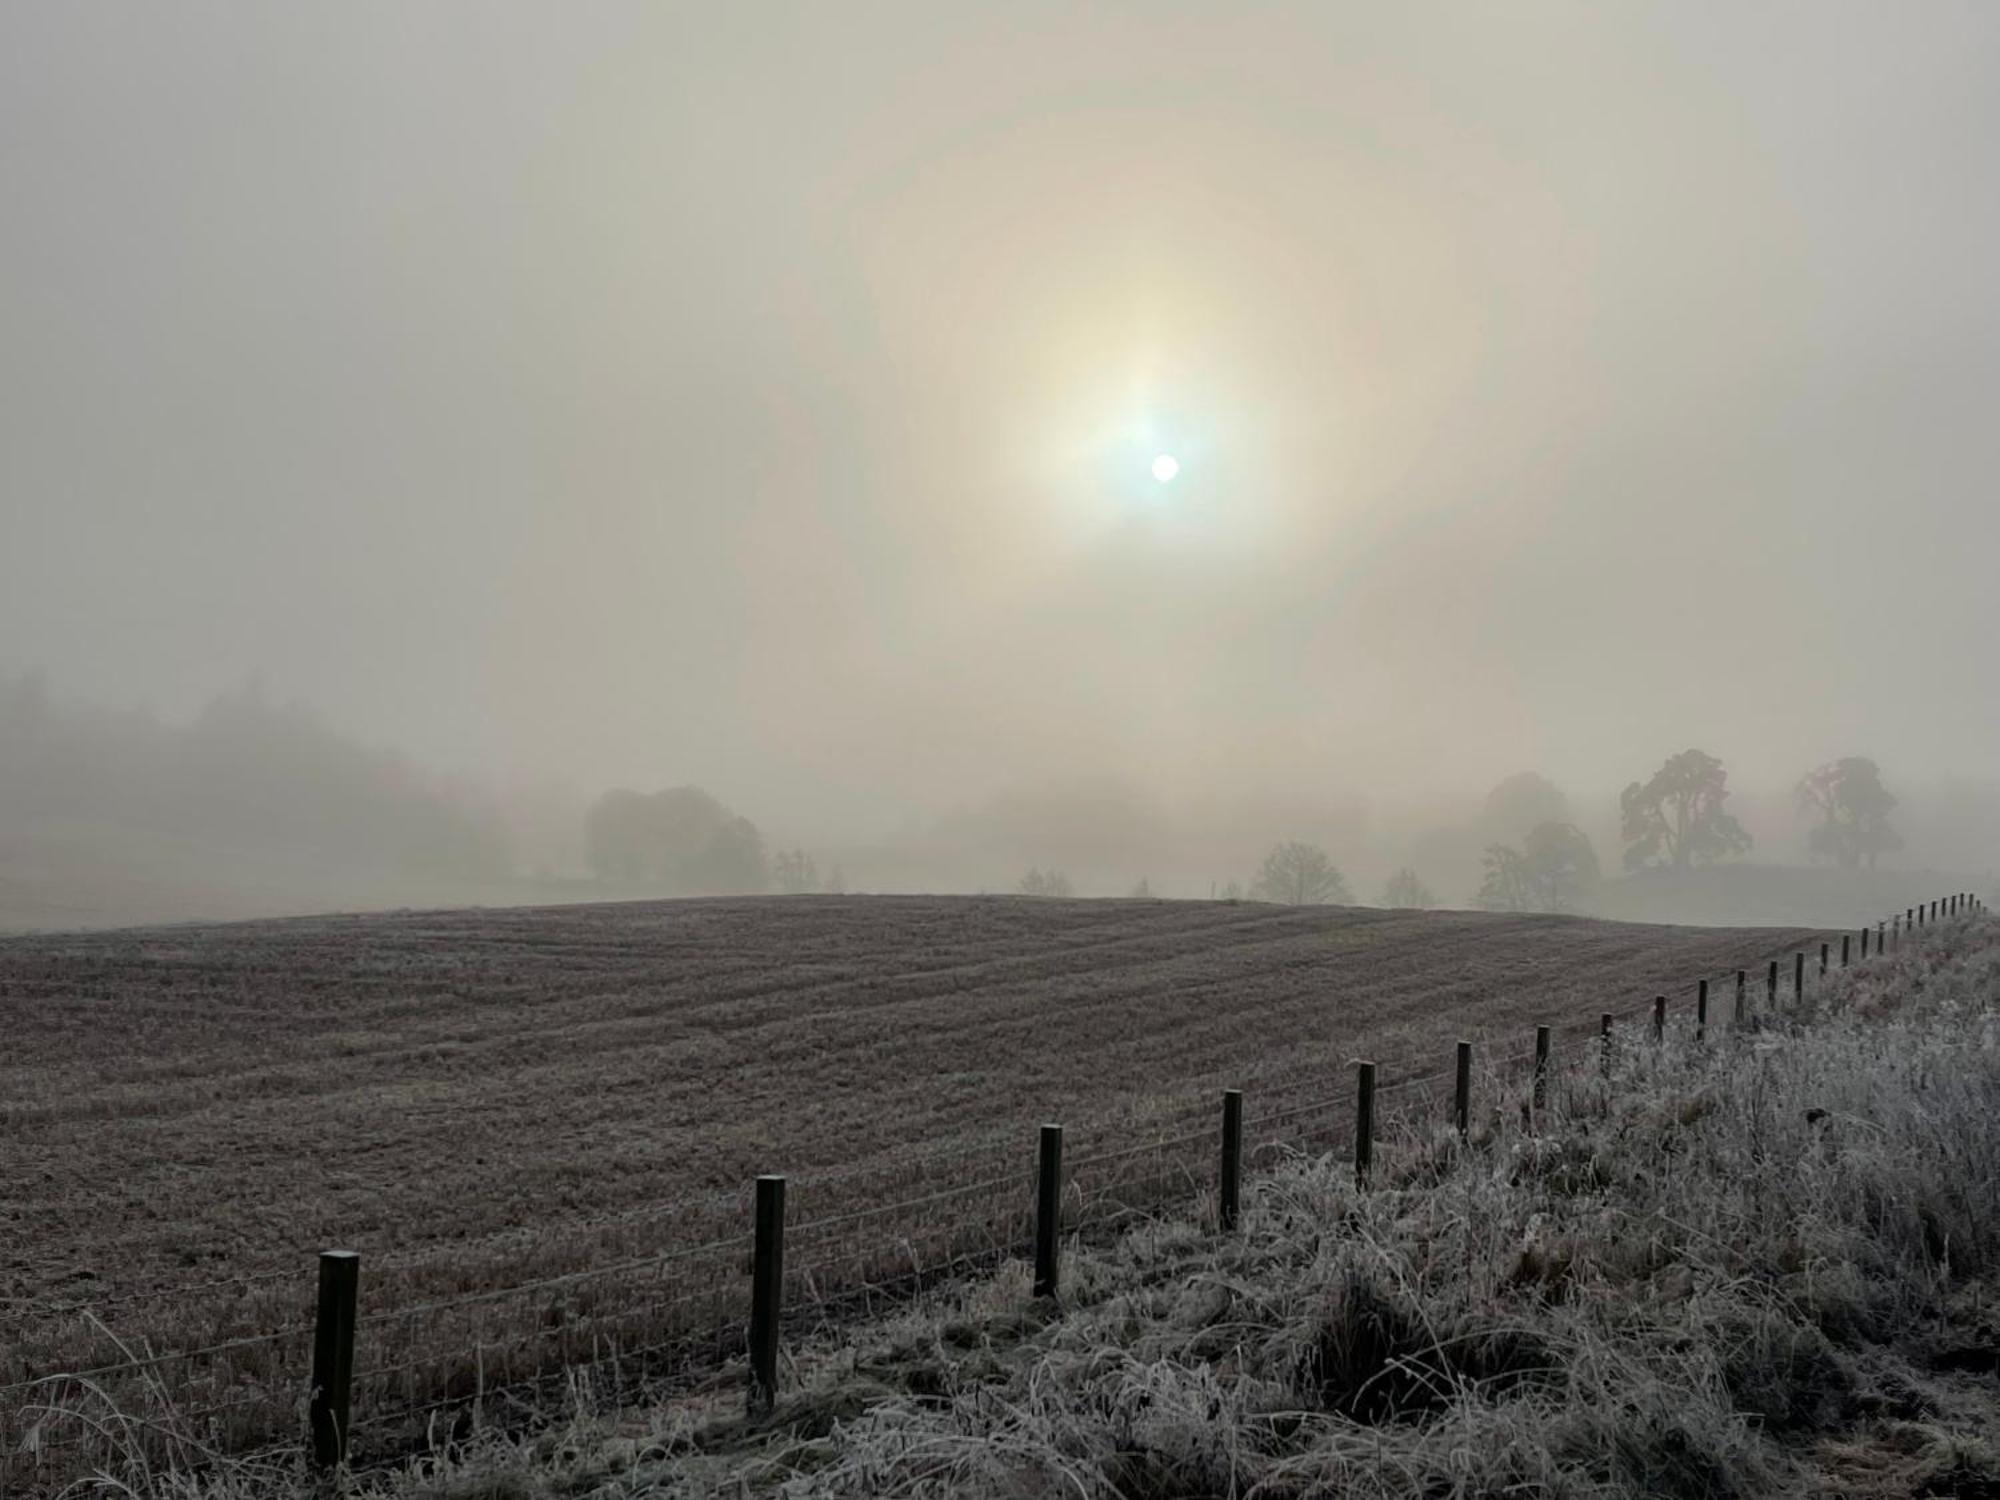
[232,905,1997,1500]
[2,895,1833,1488]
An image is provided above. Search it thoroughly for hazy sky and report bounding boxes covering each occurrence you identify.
[5,3,1997,838]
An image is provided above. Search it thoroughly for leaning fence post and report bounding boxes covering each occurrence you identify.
[1696,979,1709,1043]
[1355,1062,1376,1186]
[747,1175,787,1415]
[1219,1091,1243,1233]
[1533,1026,1551,1112]
[1653,994,1666,1043]
[309,1249,360,1471]
[1034,1124,1064,1299]
[1454,1040,1472,1137]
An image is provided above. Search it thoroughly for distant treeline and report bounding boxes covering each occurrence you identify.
[581,786,769,895]
[0,672,510,883]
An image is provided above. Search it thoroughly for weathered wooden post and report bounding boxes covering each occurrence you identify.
[1034,1125,1063,1299]
[1820,942,1829,976]
[1734,970,1747,1026]
[1793,952,1804,1006]
[1842,933,1851,966]
[309,1249,360,1470]
[1454,1040,1472,1137]
[1878,920,1886,953]
[1219,1090,1243,1233]
[1653,994,1666,1043]
[1696,978,1709,1042]
[1766,960,1778,1011]
[1533,1026,1551,1112]
[1860,927,1869,959]
[1355,1062,1376,1186]
[748,1175,786,1415]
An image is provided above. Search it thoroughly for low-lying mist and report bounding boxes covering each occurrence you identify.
[2,671,1991,933]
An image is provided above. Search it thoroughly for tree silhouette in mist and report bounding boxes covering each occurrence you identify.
[1619,750,1752,871]
[1251,842,1350,905]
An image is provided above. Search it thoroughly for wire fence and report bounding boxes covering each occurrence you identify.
[1,894,1981,1495]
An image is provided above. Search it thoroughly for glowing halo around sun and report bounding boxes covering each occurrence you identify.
[1150,453,1180,483]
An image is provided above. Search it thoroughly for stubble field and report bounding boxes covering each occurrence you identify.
[0,895,1829,1477]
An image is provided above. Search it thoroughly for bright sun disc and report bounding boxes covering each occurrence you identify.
[1151,453,1180,483]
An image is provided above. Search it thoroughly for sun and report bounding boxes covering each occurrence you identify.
[1150,453,1180,483]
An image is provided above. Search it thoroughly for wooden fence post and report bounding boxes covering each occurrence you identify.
[1355,1062,1376,1186]
[748,1175,786,1415]
[1533,1026,1551,1112]
[1735,970,1747,1026]
[1454,1040,1472,1137]
[1860,927,1869,958]
[1653,994,1666,1043]
[1842,933,1851,966]
[1766,960,1778,1011]
[1219,1091,1243,1233]
[1793,952,1804,1007]
[309,1249,360,1471]
[1696,979,1709,1042]
[1878,920,1886,953]
[1034,1125,1063,1299]
[1820,942,1828,976]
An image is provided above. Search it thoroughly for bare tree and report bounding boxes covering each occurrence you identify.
[1250,841,1351,905]
[1379,868,1435,908]
[1478,822,1600,912]
[1476,844,1535,911]
[772,848,818,894]
[1018,866,1074,897]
